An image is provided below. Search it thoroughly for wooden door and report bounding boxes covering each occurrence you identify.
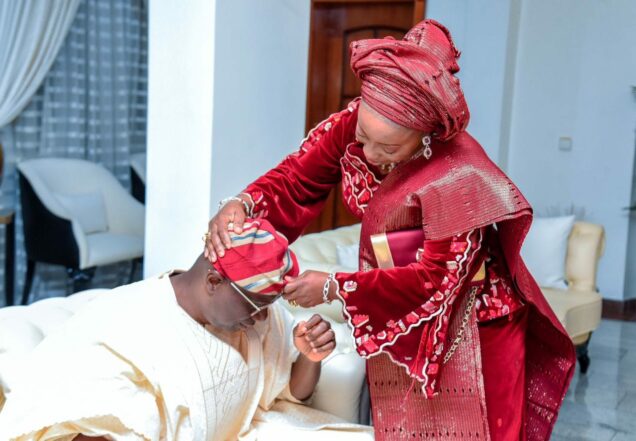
[304,0,426,234]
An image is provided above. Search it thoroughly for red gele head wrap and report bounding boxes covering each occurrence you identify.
[350,19,469,141]
[211,219,299,295]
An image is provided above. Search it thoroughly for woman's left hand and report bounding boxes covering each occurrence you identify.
[283,270,330,308]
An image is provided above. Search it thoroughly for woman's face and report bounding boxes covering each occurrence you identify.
[356,101,424,170]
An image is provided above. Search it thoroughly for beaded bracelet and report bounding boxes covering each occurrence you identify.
[218,196,251,217]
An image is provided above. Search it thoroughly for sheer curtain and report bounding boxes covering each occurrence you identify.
[0,0,81,127]
[0,0,148,304]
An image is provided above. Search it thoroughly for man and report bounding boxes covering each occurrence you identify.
[0,219,373,440]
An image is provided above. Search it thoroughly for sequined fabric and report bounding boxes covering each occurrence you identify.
[368,287,490,440]
[360,133,575,440]
[340,142,382,219]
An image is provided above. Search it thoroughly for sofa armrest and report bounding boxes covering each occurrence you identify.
[566,222,605,292]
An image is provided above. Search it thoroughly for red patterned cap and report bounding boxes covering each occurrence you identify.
[210,219,299,294]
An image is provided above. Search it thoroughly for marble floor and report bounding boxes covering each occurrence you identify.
[552,319,636,441]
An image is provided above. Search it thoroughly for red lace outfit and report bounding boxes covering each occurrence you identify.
[242,100,574,441]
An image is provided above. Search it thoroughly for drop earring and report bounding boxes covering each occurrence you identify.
[422,135,432,160]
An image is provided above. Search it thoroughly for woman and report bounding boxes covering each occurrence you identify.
[206,20,575,441]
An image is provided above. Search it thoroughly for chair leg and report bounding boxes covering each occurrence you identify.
[128,258,141,284]
[21,259,36,305]
[67,267,96,294]
[576,333,592,374]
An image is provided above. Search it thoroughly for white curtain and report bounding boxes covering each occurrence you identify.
[0,0,81,128]
[0,0,147,305]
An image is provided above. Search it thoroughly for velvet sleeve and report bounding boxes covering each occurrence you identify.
[334,228,486,397]
[241,103,359,242]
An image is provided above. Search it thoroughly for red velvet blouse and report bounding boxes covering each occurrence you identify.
[243,100,523,397]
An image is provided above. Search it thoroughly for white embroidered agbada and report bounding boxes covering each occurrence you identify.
[0,275,373,441]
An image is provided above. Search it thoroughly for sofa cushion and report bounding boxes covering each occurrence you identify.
[336,243,359,270]
[521,215,575,289]
[541,287,602,340]
[85,233,144,267]
[0,290,107,404]
[0,317,45,355]
[0,317,47,408]
[56,192,108,234]
[291,224,362,265]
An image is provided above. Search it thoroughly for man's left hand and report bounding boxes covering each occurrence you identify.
[293,314,336,363]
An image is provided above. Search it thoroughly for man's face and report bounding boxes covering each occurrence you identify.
[205,278,279,332]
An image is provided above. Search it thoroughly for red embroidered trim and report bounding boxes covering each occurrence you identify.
[242,190,268,219]
[475,255,524,322]
[336,229,484,398]
[340,144,382,218]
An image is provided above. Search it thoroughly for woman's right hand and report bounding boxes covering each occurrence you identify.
[205,199,247,262]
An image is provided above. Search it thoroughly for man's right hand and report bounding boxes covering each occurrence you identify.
[293,314,336,363]
[205,199,247,262]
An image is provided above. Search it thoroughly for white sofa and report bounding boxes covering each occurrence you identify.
[0,220,604,423]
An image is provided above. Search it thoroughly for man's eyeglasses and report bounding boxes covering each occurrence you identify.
[229,280,281,317]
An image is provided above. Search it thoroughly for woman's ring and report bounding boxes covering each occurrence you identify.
[202,231,211,243]
[289,300,298,307]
